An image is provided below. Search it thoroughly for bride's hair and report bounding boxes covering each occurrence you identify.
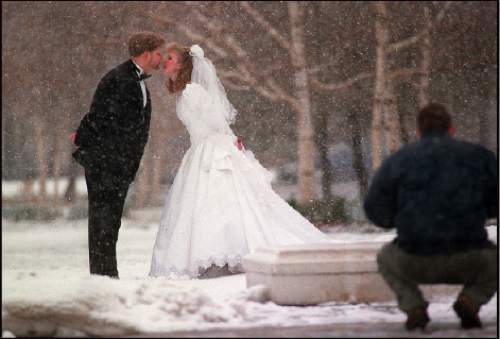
[165,43,193,94]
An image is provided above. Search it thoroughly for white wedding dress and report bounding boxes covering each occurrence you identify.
[149,48,330,279]
[149,83,330,278]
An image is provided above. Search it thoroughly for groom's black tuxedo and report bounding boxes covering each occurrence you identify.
[73,59,152,278]
[73,59,151,183]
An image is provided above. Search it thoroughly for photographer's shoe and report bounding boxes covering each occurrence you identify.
[453,294,482,329]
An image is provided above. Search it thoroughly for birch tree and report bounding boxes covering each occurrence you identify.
[287,1,315,203]
[371,1,389,170]
[370,1,452,170]
[418,6,432,108]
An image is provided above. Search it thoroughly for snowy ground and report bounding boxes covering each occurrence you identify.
[2,177,88,198]
[1,177,361,203]
[1,211,497,338]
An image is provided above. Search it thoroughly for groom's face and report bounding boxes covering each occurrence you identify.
[145,47,165,72]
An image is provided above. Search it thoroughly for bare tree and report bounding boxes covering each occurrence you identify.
[384,65,401,154]
[287,1,316,203]
[33,115,48,200]
[418,6,432,108]
[370,1,452,170]
[346,99,369,198]
[134,144,153,208]
[370,1,389,170]
[313,104,332,201]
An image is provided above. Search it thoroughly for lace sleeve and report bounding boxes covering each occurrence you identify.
[179,83,235,136]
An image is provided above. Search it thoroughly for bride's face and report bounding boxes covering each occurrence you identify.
[163,51,181,79]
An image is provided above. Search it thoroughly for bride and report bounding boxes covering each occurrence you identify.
[149,43,330,279]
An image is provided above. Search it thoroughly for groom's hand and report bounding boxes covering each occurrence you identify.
[70,132,78,146]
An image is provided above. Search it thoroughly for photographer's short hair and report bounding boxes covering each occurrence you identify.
[417,103,452,132]
[128,32,166,57]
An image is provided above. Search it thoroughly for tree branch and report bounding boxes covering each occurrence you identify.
[240,1,291,51]
[311,72,373,91]
[387,67,421,80]
[265,78,299,110]
[150,12,229,58]
[152,5,300,112]
[223,34,250,60]
[308,61,341,75]
[386,1,453,53]
[311,67,421,91]
[217,71,251,91]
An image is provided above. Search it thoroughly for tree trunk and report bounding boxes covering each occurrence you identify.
[133,148,152,209]
[64,155,79,204]
[384,78,401,153]
[33,116,48,200]
[52,134,62,207]
[479,83,496,152]
[399,105,410,144]
[149,111,168,207]
[64,175,76,204]
[418,6,432,108]
[371,1,389,171]
[288,1,316,204]
[347,109,368,198]
[1,106,6,172]
[150,150,164,206]
[314,108,332,201]
[21,179,35,202]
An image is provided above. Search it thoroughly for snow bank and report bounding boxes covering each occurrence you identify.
[5,269,495,338]
[2,273,255,337]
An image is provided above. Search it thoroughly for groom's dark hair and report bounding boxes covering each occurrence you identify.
[166,43,193,94]
[128,32,166,57]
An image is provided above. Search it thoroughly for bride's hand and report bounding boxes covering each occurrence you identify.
[235,137,244,151]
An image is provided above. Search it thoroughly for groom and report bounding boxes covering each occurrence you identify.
[72,32,166,278]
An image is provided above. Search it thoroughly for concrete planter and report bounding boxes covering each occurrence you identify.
[243,241,461,305]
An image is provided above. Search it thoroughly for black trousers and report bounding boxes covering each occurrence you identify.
[377,241,498,313]
[85,169,130,278]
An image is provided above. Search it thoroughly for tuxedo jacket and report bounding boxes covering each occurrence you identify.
[73,60,152,183]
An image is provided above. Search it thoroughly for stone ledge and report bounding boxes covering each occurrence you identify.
[243,241,463,305]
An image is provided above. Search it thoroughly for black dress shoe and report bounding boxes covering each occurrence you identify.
[453,295,482,329]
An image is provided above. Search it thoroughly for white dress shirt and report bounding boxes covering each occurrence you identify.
[132,60,147,108]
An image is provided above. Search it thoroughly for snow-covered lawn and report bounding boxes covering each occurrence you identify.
[2,213,497,337]
[2,178,88,198]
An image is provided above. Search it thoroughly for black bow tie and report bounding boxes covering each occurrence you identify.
[138,73,152,81]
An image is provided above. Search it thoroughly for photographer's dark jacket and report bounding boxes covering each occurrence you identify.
[364,131,498,255]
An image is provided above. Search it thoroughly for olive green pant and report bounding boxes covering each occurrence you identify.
[377,241,497,314]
